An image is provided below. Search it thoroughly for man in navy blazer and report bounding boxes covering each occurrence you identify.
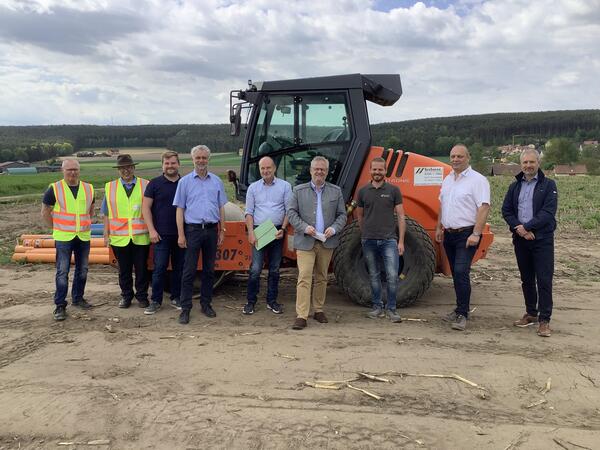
[502,149,558,337]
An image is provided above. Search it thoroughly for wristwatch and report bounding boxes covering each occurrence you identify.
[472,231,481,237]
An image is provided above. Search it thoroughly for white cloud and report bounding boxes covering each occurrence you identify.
[0,0,598,125]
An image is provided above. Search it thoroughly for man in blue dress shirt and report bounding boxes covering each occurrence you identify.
[502,148,558,337]
[173,145,227,324]
[243,156,292,316]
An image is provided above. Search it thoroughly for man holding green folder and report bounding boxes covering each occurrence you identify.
[243,157,292,315]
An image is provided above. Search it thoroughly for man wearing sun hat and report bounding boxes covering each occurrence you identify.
[102,154,151,309]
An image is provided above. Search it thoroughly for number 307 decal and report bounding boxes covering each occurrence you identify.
[216,248,238,260]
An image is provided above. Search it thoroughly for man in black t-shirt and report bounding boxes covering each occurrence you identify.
[356,157,406,322]
[142,151,185,314]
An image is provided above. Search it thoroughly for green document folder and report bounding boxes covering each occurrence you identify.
[254,219,278,250]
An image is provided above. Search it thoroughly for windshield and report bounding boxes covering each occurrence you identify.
[248,93,352,186]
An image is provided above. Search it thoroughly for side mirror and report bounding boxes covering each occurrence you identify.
[227,170,239,197]
[227,169,238,183]
[230,103,242,136]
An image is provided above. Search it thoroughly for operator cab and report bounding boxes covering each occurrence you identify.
[248,92,351,186]
[230,74,402,202]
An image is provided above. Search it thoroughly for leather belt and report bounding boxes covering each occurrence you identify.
[445,226,474,233]
[187,222,217,229]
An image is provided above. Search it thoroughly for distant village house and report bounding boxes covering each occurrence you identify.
[490,163,521,176]
[0,161,30,174]
[554,164,588,176]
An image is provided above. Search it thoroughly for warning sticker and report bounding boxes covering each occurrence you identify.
[414,167,444,186]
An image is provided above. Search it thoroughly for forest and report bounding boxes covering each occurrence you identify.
[0,109,598,163]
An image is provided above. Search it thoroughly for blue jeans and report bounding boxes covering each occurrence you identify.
[362,239,400,311]
[54,237,90,307]
[247,236,284,306]
[151,235,185,304]
[443,229,479,317]
[179,224,217,311]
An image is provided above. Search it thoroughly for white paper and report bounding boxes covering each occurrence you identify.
[314,232,327,242]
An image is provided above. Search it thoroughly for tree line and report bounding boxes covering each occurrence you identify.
[0,124,244,162]
[0,109,598,164]
[371,109,600,155]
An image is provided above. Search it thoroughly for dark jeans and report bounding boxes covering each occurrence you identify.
[180,224,217,311]
[54,237,90,307]
[443,229,478,317]
[111,242,150,302]
[151,235,185,304]
[513,235,554,322]
[362,238,400,311]
[247,235,284,306]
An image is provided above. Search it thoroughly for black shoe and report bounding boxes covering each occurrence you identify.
[201,305,216,318]
[72,299,92,310]
[144,302,161,315]
[242,303,255,315]
[138,299,150,308]
[267,302,283,314]
[53,305,67,321]
[118,298,132,308]
[170,298,182,310]
[179,309,190,324]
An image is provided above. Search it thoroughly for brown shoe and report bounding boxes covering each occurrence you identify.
[537,321,551,337]
[292,318,307,330]
[313,312,328,323]
[514,314,538,328]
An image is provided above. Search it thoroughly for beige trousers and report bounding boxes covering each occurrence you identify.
[295,242,334,319]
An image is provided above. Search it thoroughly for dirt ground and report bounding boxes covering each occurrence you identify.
[0,204,599,450]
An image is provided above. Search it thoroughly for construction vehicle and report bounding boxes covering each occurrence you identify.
[221,73,494,307]
[224,73,496,307]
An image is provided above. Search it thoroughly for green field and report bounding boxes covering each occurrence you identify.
[0,152,242,198]
[487,176,600,233]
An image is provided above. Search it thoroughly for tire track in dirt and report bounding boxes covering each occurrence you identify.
[0,327,65,369]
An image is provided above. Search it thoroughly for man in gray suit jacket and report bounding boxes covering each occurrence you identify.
[287,156,347,330]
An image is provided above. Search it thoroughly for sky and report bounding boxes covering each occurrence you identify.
[0,0,598,126]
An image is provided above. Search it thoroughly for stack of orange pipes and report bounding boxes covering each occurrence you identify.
[12,235,115,265]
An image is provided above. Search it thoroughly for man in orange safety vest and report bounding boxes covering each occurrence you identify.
[42,158,95,321]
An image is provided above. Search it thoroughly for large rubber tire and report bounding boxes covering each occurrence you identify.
[333,217,435,308]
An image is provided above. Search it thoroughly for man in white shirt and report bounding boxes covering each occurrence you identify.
[435,144,490,331]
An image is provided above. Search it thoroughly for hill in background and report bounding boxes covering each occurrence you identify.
[1,109,598,163]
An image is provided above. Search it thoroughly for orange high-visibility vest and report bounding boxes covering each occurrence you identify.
[105,178,150,247]
[51,180,94,242]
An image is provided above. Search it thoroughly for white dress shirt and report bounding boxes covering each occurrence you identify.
[439,166,490,229]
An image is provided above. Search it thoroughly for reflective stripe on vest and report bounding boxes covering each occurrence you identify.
[51,180,94,241]
[105,178,149,246]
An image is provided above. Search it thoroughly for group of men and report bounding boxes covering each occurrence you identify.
[435,144,557,337]
[43,147,216,323]
[42,142,558,337]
